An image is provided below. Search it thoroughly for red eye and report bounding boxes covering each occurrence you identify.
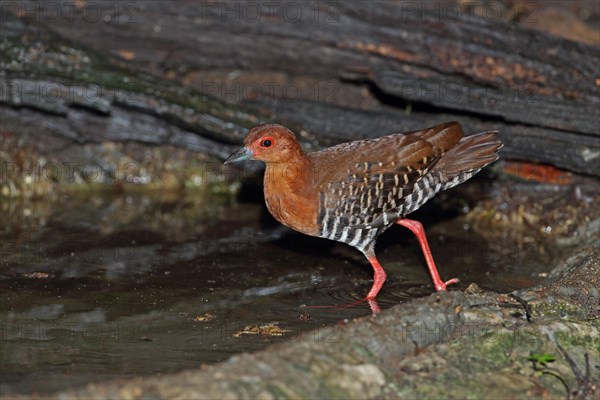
[260,137,273,148]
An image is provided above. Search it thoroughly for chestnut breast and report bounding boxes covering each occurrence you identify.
[263,161,320,237]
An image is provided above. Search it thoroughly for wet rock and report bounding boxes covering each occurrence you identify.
[15,228,595,399]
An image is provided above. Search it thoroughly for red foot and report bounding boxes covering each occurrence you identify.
[366,257,386,299]
[434,278,460,292]
[301,257,386,315]
[396,218,459,292]
[365,298,381,314]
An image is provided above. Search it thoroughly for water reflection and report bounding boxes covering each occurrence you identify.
[0,191,556,395]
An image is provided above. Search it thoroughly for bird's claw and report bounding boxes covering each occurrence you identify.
[435,278,459,292]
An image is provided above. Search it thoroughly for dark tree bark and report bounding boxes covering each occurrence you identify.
[1,1,599,175]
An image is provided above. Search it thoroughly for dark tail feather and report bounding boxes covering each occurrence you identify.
[432,131,502,190]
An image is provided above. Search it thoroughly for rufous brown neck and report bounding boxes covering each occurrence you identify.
[263,153,319,236]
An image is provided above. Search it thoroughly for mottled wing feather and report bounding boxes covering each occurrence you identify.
[315,122,465,234]
[322,147,440,229]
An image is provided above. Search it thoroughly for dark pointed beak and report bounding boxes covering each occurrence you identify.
[224,146,254,164]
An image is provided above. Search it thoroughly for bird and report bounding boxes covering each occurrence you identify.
[225,121,502,311]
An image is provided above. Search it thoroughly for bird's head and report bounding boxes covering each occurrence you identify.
[224,124,303,164]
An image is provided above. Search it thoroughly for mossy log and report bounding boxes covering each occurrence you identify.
[1,1,599,182]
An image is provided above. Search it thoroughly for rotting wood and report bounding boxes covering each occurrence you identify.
[1,1,599,178]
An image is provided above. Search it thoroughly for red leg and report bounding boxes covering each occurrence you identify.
[366,256,387,299]
[396,218,459,292]
[304,255,384,314]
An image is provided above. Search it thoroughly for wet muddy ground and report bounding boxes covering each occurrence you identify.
[0,184,563,395]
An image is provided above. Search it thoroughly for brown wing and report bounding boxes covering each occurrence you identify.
[311,122,463,232]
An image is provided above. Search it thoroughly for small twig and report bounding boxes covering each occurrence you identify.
[508,293,533,322]
[497,303,524,309]
[539,368,571,399]
[528,354,570,399]
[556,344,594,399]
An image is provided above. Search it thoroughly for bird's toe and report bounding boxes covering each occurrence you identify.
[435,278,460,292]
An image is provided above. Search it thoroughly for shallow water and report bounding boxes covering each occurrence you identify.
[0,191,556,395]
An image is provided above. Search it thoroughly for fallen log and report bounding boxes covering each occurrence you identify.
[1,1,599,178]
[26,0,599,132]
